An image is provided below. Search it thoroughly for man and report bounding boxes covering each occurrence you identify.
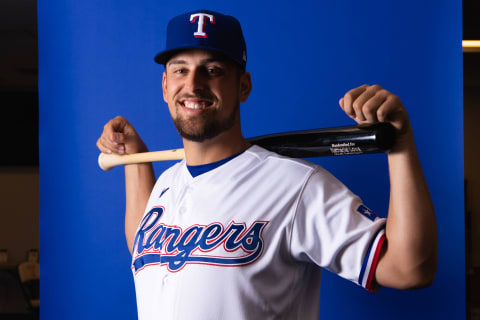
[96,9,437,320]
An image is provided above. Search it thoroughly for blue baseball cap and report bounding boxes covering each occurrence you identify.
[154,9,247,69]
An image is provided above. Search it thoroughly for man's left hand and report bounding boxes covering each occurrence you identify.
[339,84,411,138]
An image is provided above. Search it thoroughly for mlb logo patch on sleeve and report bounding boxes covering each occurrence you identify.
[357,204,379,221]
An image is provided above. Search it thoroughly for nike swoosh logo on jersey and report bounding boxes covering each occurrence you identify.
[159,187,170,199]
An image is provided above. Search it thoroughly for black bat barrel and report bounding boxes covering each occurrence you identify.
[247,123,396,158]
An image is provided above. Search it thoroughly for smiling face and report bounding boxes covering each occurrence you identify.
[162,49,251,142]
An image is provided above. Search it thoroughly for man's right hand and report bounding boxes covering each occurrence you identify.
[96,116,148,155]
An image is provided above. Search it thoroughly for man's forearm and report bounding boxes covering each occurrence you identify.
[124,163,156,254]
[376,132,438,289]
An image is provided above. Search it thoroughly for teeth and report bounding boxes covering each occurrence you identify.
[184,101,207,110]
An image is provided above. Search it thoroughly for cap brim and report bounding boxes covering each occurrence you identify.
[154,49,183,65]
[154,46,245,69]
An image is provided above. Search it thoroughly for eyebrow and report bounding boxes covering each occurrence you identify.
[167,57,228,67]
[167,59,187,66]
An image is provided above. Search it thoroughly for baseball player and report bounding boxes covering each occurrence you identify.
[96,9,437,320]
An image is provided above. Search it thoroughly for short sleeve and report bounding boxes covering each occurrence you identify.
[290,167,386,292]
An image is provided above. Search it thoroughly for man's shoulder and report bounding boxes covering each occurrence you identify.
[245,145,320,176]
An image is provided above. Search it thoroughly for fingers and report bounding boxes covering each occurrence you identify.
[96,116,148,155]
[340,84,369,121]
[96,116,130,155]
[340,84,395,124]
[97,134,126,154]
[361,89,389,123]
[339,84,411,136]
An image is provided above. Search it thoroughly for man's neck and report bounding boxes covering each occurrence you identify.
[182,127,250,166]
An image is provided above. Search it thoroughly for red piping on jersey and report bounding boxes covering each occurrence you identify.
[366,233,386,292]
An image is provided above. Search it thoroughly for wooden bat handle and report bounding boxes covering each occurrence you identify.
[98,149,185,171]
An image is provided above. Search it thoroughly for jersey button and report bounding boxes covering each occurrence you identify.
[179,206,187,214]
[162,274,168,285]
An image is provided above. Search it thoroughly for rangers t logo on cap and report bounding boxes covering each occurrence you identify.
[190,13,215,38]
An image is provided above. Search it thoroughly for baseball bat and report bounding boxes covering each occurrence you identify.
[98,122,395,171]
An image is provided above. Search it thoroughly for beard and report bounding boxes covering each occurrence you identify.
[172,102,239,142]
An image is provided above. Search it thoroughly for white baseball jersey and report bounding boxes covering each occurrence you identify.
[131,145,386,320]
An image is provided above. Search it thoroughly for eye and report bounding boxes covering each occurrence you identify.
[206,66,224,76]
[173,68,186,74]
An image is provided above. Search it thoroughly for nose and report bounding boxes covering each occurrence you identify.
[184,68,207,92]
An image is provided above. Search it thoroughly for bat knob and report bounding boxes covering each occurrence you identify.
[98,153,113,171]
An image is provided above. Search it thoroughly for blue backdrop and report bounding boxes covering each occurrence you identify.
[38,1,464,319]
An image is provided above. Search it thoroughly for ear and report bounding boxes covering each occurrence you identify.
[239,71,252,103]
[162,72,168,103]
